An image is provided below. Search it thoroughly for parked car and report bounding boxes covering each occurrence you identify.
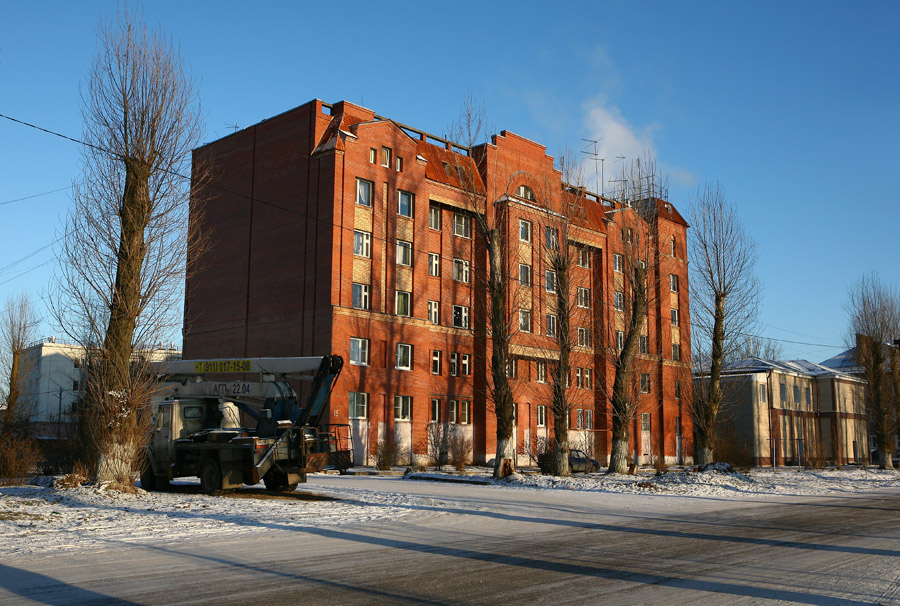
[538,449,601,474]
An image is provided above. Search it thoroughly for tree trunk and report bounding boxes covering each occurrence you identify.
[695,444,713,466]
[488,230,516,479]
[551,255,571,476]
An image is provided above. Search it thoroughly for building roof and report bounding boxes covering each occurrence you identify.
[720,356,862,381]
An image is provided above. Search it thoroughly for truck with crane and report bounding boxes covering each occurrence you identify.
[141,355,349,494]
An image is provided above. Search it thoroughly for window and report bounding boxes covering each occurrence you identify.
[577,327,591,347]
[537,404,547,427]
[352,283,370,310]
[780,382,787,403]
[519,264,531,286]
[614,291,624,311]
[506,357,518,378]
[616,330,624,351]
[395,291,412,316]
[545,227,559,250]
[349,392,368,419]
[428,253,440,276]
[640,373,650,393]
[350,337,369,365]
[545,270,557,293]
[546,314,558,337]
[585,409,594,430]
[353,230,371,257]
[519,309,532,333]
[453,213,471,238]
[398,190,414,217]
[450,352,459,376]
[613,253,624,273]
[431,399,441,423]
[670,236,677,257]
[576,367,583,389]
[460,401,470,425]
[381,146,392,167]
[578,247,591,268]
[623,227,634,244]
[672,343,681,361]
[432,350,442,375]
[516,184,536,201]
[453,258,470,282]
[396,343,413,370]
[576,408,584,430]
[759,384,767,403]
[429,205,441,230]
[671,308,679,326]
[639,335,649,354]
[519,219,532,242]
[583,369,593,390]
[793,385,800,405]
[428,300,439,324]
[356,178,373,207]
[577,287,591,309]
[461,354,471,376]
[452,305,470,329]
[449,400,458,424]
[73,381,80,391]
[805,387,812,405]
[670,274,679,292]
[396,156,403,172]
[675,380,682,400]
[394,395,411,420]
[396,240,412,266]
[369,148,377,163]
[536,361,547,383]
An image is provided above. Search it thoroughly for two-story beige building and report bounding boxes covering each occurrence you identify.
[694,358,867,466]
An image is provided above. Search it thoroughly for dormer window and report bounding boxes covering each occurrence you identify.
[516,184,536,202]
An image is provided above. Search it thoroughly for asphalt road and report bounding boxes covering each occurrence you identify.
[3,477,900,605]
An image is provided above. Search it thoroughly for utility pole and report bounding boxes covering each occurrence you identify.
[57,387,62,439]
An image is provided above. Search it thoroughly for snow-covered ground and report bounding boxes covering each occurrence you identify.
[2,466,898,558]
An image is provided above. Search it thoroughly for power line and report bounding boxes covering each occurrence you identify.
[0,185,74,206]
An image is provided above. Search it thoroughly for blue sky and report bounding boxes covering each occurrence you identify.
[1,1,898,362]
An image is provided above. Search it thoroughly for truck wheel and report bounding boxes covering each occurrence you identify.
[263,470,297,492]
[200,459,223,494]
[140,467,156,491]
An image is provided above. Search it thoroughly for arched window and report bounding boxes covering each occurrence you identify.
[516,184,536,202]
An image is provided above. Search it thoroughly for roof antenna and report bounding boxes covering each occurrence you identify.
[225,123,240,133]
[581,138,604,197]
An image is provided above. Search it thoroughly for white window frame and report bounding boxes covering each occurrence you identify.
[356,178,373,207]
[428,300,440,324]
[453,213,471,238]
[613,253,623,273]
[583,368,592,390]
[350,337,369,365]
[577,327,591,347]
[672,343,681,361]
[545,270,557,293]
[394,395,411,421]
[519,219,532,242]
[398,190,414,218]
[639,335,649,354]
[537,404,547,427]
[577,287,591,309]
[353,230,371,257]
[519,309,532,333]
[536,361,547,383]
[452,305,470,329]
[506,357,518,378]
[576,367,583,389]
[431,398,441,423]
[395,290,411,316]
[671,308,679,326]
[352,282,370,310]
[381,146,392,167]
[432,350,442,375]
[396,240,413,266]
[546,314,558,338]
[349,391,369,419]
[396,343,413,371]
[578,247,591,268]
[545,226,559,250]
[614,291,624,311]
[461,354,471,376]
[450,352,459,376]
[449,400,458,424]
[369,148,377,164]
[616,330,624,350]
[640,373,650,393]
[453,258,470,283]
[428,253,440,277]
[460,401,470,425]
[519,263,531,286]
[429,205,441,230]
[670,274,679,292]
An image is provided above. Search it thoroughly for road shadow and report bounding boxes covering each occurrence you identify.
[0,562,140,605]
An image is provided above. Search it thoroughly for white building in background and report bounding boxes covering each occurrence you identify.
[20,337,181,438]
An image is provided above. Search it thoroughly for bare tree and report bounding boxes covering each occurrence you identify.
[50,9,204,484]
[447,94,518,478]
[727,335,783,363]
[1,293,39,436]
[605,157,663,474]
[689,183,759,465]
[845,273,900,470]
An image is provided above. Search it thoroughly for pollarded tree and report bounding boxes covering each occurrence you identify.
[1,293,39,436]
[689,183,759,465]
[51,9,205,484]
[845,273,900,470]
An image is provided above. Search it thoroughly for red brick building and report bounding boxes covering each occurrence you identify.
[185,98,693,467]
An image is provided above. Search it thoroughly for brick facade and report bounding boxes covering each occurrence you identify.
[185,99,693,467]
